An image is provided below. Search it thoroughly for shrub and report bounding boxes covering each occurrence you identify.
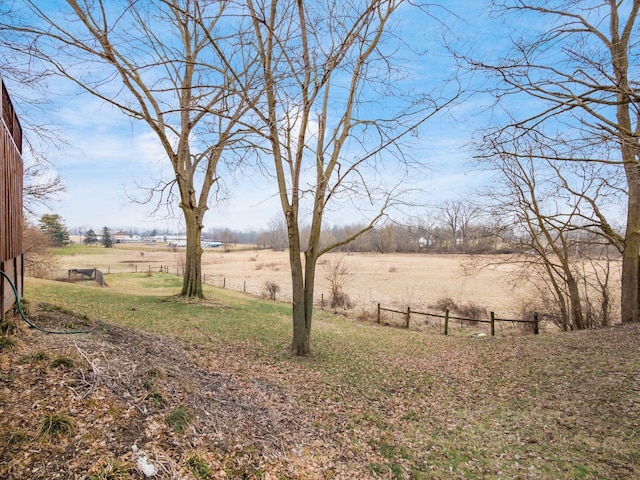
[517,302,543,334]
[0,317,19,335]
[184,453,212,479]
[324,256,354,310]
[19,350,50,364]
[329,288,354,310]
[356,307,376,323]
[37,412,76,440]
[2,429,28,448]
[263,281,280,300]
[457,302,487,320]
[166,406,194,434]
[51,356,76,369]
[145,388,166,408]
[88,458,133,480]
[0,336,18,352]
[145,367,166,380]
[432,296,457,312]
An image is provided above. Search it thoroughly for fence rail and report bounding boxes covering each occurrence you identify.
[377,303,539,335]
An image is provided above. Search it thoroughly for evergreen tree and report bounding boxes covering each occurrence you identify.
[83,229,98,245]
[38,213,70,247]
[101,227,113,248]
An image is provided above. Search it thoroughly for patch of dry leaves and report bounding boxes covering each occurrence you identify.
[0,306,340,479]
[1,304,639,479]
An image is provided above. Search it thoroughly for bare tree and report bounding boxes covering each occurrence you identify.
[216,228,236,252]
[266,214,288,251]
[1,0,256,299]
[469,1,639,323]
[484,134,618,330]
[438,199,481,253]
[244,0,454,354]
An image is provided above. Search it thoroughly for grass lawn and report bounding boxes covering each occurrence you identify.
[14,273,640,479]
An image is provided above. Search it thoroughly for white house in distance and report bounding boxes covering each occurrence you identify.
[112,231,142,243]
[162,234,222,248]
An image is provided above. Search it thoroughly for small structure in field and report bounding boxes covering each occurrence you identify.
[68,268,105,287]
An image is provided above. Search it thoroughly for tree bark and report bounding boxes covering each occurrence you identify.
[567,273,584,330]
[611,1,640,323]
[180,207,204,299]
[287,210,311,355]
[621,178,640,323]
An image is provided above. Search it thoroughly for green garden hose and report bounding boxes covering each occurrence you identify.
[0,268,89,334]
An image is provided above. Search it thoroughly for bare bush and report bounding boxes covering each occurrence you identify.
[517,301,544,334]
[324,256,354,310]
[356,308,376,323]
[263,281,280,301]
[331,290,354,310]
[432,296,457,312]
[23,221,58,278]
[456,302,488,326]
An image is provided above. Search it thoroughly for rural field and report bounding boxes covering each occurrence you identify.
[49,243,610,322]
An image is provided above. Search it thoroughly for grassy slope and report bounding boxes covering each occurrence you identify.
[23,274,640,479]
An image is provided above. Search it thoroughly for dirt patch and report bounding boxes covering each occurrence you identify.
[0,306,322,479]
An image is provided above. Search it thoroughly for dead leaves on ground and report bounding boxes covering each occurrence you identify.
[1,307,639,479]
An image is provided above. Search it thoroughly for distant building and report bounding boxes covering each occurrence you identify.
[112,231,142,243]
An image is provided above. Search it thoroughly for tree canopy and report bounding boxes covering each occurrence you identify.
[38,214,69,247]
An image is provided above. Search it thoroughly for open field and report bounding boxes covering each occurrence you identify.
[1,274,638,479]
[46,244,618,320]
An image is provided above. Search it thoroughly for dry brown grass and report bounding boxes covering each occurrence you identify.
[49,245,621,319]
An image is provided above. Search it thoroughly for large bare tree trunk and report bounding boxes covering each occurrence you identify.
[286,212,310,355]
[621,176,640,323]
[181,208,204,299]
[614,9,640,323]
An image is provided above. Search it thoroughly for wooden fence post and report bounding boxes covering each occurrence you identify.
[223,278,226,289]
[377,303,381,324]
[321,293,324,309]
[405,306,411,328]
[534,313,539,334]
[243,281,246,293]
[444,309,449,335]
[490,311,495,337]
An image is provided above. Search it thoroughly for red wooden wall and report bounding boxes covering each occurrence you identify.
[0,76,24,318]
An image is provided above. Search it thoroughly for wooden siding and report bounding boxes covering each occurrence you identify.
[0,75,24,317]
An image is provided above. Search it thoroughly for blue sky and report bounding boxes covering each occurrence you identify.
[9,1,498,233]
